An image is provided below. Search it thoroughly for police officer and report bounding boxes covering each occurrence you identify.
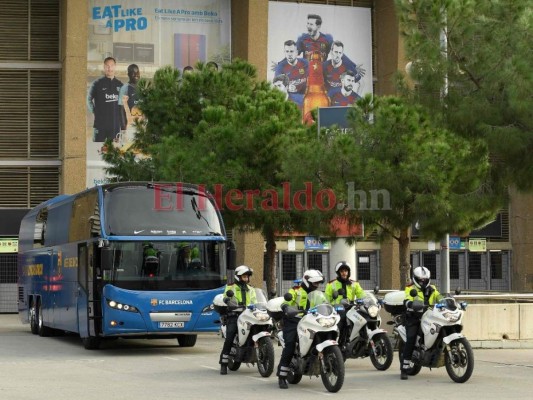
[325,261,366,347]
[401,266,441,380]
[219,265,257,375]
[325,261,366,304]
[277,269,324,389]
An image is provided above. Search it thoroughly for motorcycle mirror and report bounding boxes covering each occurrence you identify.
[409,288,418,297]
[455,287,462,295]
[283,292,293,301]
[226,290,234,298]
[373,286,380,294]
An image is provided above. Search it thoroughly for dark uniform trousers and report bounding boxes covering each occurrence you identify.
[402,314,421,365]
[277,317,299,377]
[220,315,239,364]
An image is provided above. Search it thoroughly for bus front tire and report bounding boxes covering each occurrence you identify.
[82,337,101,350]
[177,334,197,347]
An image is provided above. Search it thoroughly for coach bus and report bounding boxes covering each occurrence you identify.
[18,182,235,349]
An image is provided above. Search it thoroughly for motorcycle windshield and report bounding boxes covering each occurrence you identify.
[314,303,335,317]
[253,288,268,311]
[362,292,378,308]
[308,290,329,307]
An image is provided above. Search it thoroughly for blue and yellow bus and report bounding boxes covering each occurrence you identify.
[18,182,234,349]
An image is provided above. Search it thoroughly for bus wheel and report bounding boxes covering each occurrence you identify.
[82,337,101,350]
[29,300,39,335]
[37,301,52,337]
[177,334,197,347]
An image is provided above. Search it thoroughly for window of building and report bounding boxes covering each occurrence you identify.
[468,253,482,279]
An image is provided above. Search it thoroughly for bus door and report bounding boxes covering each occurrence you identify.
[77,243,90,337]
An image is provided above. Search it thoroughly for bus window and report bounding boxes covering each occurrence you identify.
[69,191,99,242]
[33,209,48,249]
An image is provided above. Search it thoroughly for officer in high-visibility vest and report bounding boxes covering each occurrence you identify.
[277,269,324,389]
[325,261,366,347]
[219,265,257,375]
[325,261,366,304]
[401,266,441,380]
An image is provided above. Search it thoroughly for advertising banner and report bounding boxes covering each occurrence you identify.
[86,0,231,187]
[267,2,372,124]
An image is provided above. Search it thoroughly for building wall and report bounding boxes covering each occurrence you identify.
[0,0,528,292]
[61,0,89,195]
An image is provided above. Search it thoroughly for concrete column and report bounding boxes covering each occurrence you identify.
[231,0,268,79]
[233,230,265,288]
[60,0,88,194]
[510,188,533,291]
[328,239,356,280]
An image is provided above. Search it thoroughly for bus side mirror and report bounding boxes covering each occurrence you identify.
[101,248,113,271]
[227,241,236,270]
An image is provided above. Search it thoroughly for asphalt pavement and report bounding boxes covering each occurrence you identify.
[1,313,532,400]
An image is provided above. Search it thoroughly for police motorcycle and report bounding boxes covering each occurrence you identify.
[383,288,474,383]
[213,288,275,377]
[267,290,345,393]
[335,287,394,370]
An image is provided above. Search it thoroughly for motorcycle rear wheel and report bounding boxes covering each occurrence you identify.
[445,337,474,383]
[257,337,275,377]
[370,333,394,371]
[320,346,345,393]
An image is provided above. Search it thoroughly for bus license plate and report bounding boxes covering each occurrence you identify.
[159,322,184,328]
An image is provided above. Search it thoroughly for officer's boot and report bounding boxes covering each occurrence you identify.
[401,359,410,380]
[278,377,288,389]
[220,363,228,375]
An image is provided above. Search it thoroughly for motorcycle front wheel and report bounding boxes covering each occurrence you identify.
[256,337,275,377]
[370,333,394,371]
[320,346,345,393]
[445,337,474,383]
[287,359,303,384]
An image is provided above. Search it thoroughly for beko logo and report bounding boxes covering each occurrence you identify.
[159,300,193,305]
[105,93,118,101]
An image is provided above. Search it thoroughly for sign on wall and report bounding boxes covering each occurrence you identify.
[0,238,18,253]
[267,2,372,124]
[86,0,231,188]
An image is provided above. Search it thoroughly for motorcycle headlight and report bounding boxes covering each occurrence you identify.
[317,317,336,328]
[442,311,460,323]
[107,299,138,313]
[253,311,271,322]
[367,305,379,318]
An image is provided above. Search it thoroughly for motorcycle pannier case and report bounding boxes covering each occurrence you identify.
[383,290,406,315]
[212,293,228,315]
[266,296,285,321]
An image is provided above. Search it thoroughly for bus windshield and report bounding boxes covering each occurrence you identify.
[105,241,226,291]
[103,185,223,236]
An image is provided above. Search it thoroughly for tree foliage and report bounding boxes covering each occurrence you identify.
[396,0,533,191]
[284,95,499,287]
[102,60,306,296]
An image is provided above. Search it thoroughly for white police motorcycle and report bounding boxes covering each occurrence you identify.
[384,288,474,383]
[213,288,275,377]
[267,290,345,393]
[336,288,393,370]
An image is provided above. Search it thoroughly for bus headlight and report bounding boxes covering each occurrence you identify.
[107,299,138,313]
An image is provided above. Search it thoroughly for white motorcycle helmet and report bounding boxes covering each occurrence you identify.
[412,266,431,290]
[302,269,324,291]
[334,261,351,279]
[234,265,253,283]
